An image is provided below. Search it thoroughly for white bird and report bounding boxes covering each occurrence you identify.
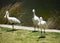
[38,17,46,34]
[4,11,21,30]
[32,9,40,31]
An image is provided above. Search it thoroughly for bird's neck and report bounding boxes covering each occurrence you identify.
[39,19,43,23]
[33,12,36,17]
[6,14,9,18]
[40,19,43,22]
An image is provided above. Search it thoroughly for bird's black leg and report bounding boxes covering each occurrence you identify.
[12,23,14,31]
[44,25,46,35]
[32,25,37,32]
[44,28,45,34]
[38,26,40,31]
[41,28,42,35]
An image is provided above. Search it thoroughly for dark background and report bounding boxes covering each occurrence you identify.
[0,0,60,29]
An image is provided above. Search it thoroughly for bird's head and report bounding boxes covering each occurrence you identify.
[32,9,35,13]
[4,11,9,18]
[32,9,36,16]
[40,17,43,21]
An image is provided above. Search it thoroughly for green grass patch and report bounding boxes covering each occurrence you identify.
[0,27,60,43]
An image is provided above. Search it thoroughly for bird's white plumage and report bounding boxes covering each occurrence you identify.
[4,11,21,24]
[32,9,35,13]
[4,11,9,18]
[8,17,21,23]
[38,17,46,25]
[38,20,46,25]
[32,9,40,25]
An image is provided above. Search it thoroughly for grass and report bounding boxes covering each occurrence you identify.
[0,27,60,43]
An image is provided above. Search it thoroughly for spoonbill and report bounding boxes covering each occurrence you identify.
[38,17,46,36]
[32,9,40,31]
[4,11,21,30]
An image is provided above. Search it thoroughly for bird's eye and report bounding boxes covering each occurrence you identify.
[32,9,35,12]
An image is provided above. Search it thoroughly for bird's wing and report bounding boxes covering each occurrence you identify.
[8,17,21,23]
[41,21,46,24]
[34,15,40,21]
